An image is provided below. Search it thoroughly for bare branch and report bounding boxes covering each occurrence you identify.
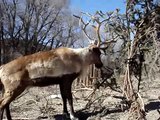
[73,14,95,43]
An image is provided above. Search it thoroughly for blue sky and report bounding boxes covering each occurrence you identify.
[70,0,126,14]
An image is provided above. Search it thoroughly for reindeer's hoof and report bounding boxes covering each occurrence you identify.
[63,113,70,120]
[70,114,79,120]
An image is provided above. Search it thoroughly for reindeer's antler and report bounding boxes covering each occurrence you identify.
[74,12,117,48]
[73,15,95,44]
[93,17,118,47]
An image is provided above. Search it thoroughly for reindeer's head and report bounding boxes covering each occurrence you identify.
[88,45,103,68]
[74,14,116,68]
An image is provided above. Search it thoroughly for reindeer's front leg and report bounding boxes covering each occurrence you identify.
[60,81,78,120]
[67,88,78,120]
[65,81,78,120]
[59,84,70,119]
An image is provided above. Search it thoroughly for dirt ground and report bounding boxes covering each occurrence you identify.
[2,76,160,120]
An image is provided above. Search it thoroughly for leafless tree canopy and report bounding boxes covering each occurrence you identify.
[0,0,82,64]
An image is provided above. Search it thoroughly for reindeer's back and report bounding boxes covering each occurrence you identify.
[0,48,83,81]
[27,48,83,79]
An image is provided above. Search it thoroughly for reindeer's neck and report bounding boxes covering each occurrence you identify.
[72,47,91,65]
[72,47,91,77]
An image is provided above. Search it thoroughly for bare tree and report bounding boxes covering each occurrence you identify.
[73,0,160,118]
[0,0,81,64]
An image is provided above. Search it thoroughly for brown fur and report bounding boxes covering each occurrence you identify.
[0,45,103,120]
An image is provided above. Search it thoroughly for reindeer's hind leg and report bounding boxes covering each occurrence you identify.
[0,104,12,120]
[0,80,26,120]
[5,104,11,120]
[0,108,4,120]
[0,84,5,120]
[0,89,12,120]
[0,85,11,120]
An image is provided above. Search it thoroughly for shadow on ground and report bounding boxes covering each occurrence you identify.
[54,106,125,120]
[53,101,160,120]
[145,101,160,111]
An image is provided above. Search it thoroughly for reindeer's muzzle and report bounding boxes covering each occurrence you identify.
[95,62,103,68]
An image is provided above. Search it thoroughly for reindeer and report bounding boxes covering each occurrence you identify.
[0,44,103,120]
[0,13,116,120]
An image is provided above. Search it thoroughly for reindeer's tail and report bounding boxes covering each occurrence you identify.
[0,66,3,91]
[0,79,2,91]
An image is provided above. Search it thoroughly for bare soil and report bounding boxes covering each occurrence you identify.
[2,76,160,120]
